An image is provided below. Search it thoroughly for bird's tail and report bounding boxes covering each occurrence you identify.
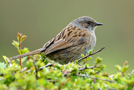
[9,48,42,60]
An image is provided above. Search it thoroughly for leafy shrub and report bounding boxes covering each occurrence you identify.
[0,33,134,90]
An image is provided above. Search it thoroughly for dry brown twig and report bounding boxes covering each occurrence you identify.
[77,47,105,62]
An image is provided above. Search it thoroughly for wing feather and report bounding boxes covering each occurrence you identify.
[42,25,90,55]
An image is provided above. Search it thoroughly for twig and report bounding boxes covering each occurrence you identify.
[18,39,22,67]
[38,63,54,71]
[77,47,105,62]
[19,63,54,73]
[63,66,99,76]
[19,67,28,73]
[77,74,114,83]
[131,70,134,74]
[33,61,38,79]
[4,57,12,67]
[34,63,54,73]
[79,66,99,71]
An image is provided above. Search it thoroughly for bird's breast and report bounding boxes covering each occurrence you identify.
[82,33,96,55]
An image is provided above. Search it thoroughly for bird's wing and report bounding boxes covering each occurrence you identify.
[42,25,91,55]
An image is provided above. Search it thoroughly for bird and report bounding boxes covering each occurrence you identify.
[9,16,103,64]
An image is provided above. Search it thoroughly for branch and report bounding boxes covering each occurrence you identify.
[79,66,99,71]
[77,47,105,62]
[77,74,114,83]
[63,66,99,76]
[20,63,54,73]
[19,67,28,73]
[38,63,54,71]
[33,61,38,79]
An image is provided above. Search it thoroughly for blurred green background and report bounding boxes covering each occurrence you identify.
[0,0,134,74]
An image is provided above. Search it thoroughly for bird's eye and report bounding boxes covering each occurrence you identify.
[87,21,91,24]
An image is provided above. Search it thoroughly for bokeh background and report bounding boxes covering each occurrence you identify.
[0,0,134,74]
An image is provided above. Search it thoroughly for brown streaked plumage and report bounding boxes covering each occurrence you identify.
[9,16,103,64]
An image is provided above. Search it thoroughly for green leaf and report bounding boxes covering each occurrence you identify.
[115,65,122,71]
[21,35,27,42]
[21,56,28,63]
[12,40,19,49]
[86,57,92,61]
[88,50,92,54]
[81,54,85,58]
[94,57,102,65]
[0,62,6,70]
[17,33,22,41]
[122,65,129,73]
[2,56,11,67]
[26,59,33,68]
[21,47,29,54]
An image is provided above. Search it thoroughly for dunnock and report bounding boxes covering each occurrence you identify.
[9,16,103,64]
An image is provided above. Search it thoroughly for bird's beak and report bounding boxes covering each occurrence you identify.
[95,22,103,26]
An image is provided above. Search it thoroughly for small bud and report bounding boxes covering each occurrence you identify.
[22,35,27,41]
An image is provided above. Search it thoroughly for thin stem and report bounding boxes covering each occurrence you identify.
[77,47,105,62]
[18,40,22,67]
[77,74,114,82]
[33,61,38,79]
[79,66,99,71]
